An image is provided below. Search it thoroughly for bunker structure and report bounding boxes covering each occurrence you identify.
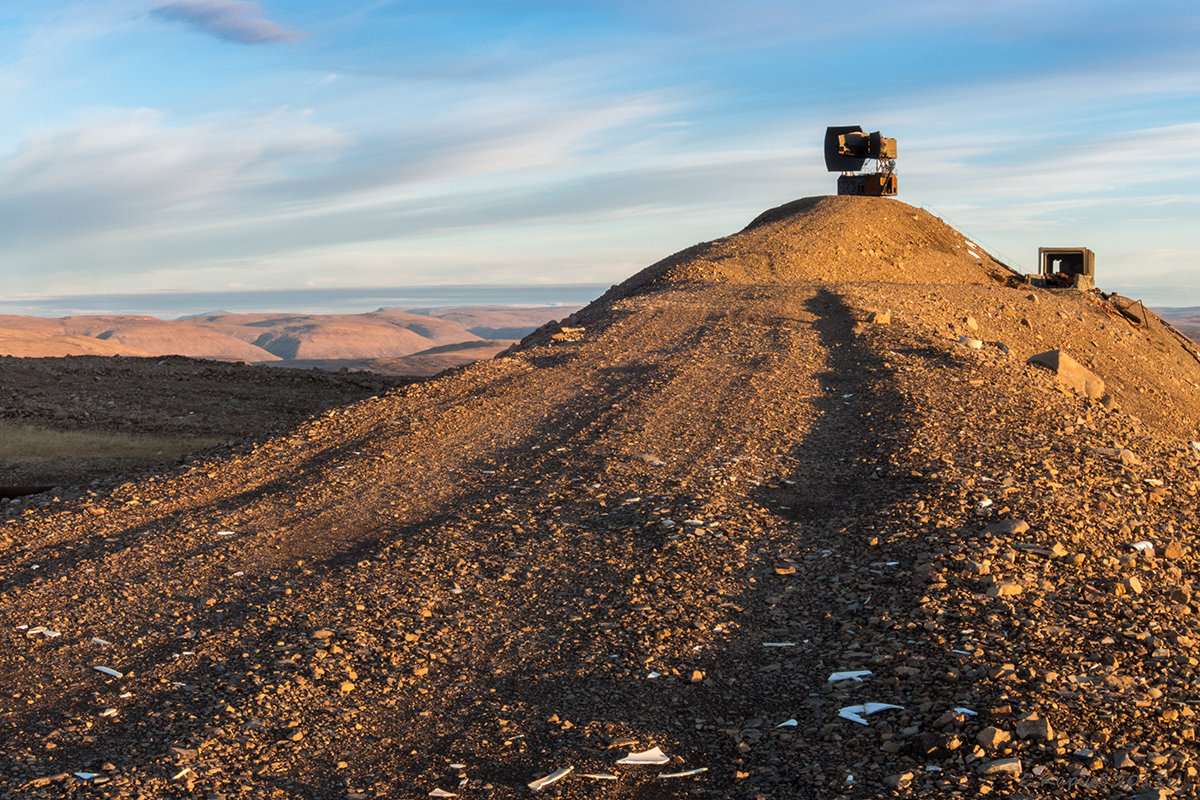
[824,126,897,196]
[1033,247,1096,290]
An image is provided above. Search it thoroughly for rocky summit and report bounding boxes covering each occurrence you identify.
[5,195,1200,799]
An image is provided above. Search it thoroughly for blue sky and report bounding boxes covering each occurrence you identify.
[2,0,1199,307]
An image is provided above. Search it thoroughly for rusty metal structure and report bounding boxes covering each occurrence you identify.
[824,125,897,196]
[1035,246,1095,290]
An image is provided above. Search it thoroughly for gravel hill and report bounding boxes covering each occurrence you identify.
[3,195,1200,799]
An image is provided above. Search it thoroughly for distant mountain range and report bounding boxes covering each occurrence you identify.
[0,305,578,376]
[1154,307,1200,344]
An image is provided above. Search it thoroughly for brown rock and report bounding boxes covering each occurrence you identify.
[1027,349,1106,400]
[977,726,1011,750]
[1015,715,1054,741]
[978,757,1022,777]
[985,519,1029,536]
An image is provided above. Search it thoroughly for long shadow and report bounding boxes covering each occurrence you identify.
[0,293,928,798]
[0,342,683,794]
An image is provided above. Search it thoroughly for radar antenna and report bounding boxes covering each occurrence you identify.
[824,126,897,196]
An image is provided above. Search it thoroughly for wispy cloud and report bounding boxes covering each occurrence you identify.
[0,107,346,246]
[152,0,304,44]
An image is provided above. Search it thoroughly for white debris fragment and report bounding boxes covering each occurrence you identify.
[762,642,796,648]
[216,530,236,536]
[953,707,978,716]
[93,666,123,678]
[171,767,192,781]
[528,766,573,792]
[91,637,111,646]
[26,626,60,638]
[99,708,118,717]
[775,719,798,728]
[1191,441,1200,457]
[582,773,618,780]
[659,767,708,779]
[838,703,903,725]
[428,790,457,798]
[828,670,872,683]
[617,746,670,765]
[74,772,100,780]
[1131,541,1155,552]
[647,671,661,679]
[449,763,467,770]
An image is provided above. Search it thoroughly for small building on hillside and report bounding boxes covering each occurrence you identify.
[1033,247,1095,290]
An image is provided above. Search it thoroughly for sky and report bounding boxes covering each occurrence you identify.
[2,0,1199,309]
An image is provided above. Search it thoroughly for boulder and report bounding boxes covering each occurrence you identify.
[1027,349,1106,399]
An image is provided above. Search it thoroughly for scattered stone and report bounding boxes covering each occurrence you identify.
[977,726,1011,750]
[978,757,1022,777]
[985,519,1029,535]
[1015,714,1054,741]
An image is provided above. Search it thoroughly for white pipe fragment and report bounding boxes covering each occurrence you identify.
[528,766,572,792]
[582,773,618,780]
[617,746,670,765]
[838,703,903,725]
[775,719,798,728]
[828,670,872,683]
[659,767,708,779]
[93,666,123,678]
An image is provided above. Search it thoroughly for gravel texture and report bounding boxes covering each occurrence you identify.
[3,196,1200,799]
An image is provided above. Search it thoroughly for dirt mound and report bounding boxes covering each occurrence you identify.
[6,199,1200,799]
[599,195,1016,304]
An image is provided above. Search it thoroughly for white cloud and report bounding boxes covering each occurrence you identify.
[0,107,347,245]
[152,0,304,44]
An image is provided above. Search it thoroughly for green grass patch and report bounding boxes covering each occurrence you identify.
[0,422,224,462]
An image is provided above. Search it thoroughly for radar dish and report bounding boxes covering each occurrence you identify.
[824,126,866,172]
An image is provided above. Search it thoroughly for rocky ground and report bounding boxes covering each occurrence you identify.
[0,355,407,489]
[2,196,1200,799]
